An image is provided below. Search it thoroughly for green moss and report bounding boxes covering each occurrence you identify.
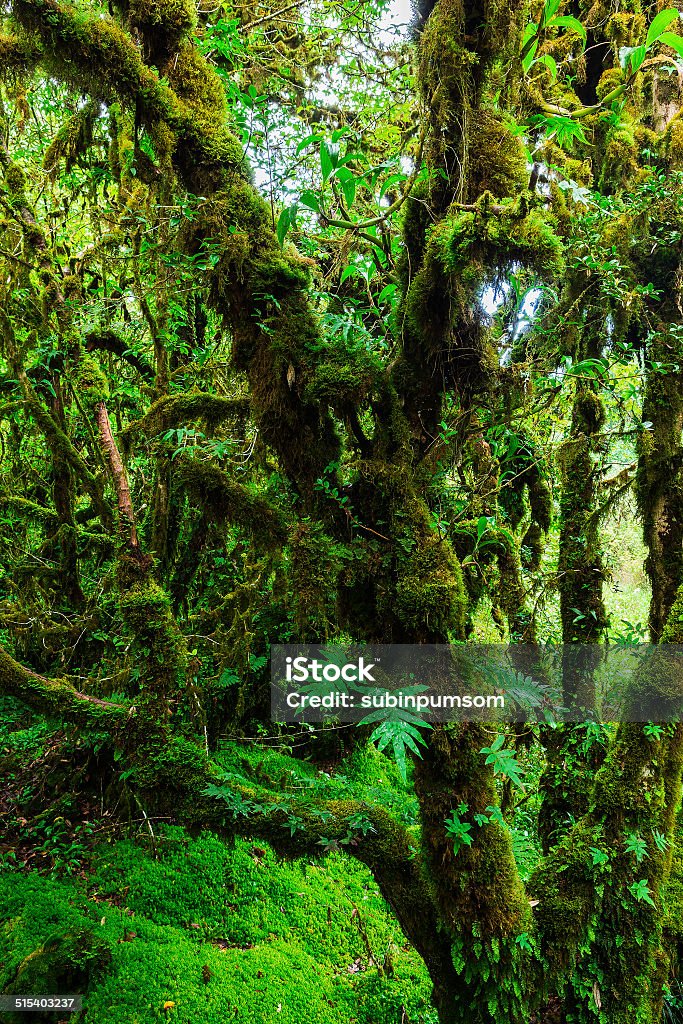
[530,817,602,973]
[0,32,41,76]
[606,12,646,47]
[438,202,566,281]
[662,586,683,642]
[303,350,382,406]
[125,0,195,40]
[287,520,342,639]
[74,356,109,406]
[467,110,530,199]
[413,723,530,1019]
[43,102,96,178]
[116,558,188,727]
[599,122,639,192]
[177,460,288,547]
[0,830,432,1024]
[395,542,466,639]
[122,392,251,446]
[665,115,683,170]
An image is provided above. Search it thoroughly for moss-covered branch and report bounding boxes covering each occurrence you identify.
[121,393,251,445]
[0,645,132,727]
[125,738,465,1022]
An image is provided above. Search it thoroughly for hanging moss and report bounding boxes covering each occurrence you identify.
[303,348,382,407]
[43,101,97,178]
[176,459,288,548]
[605,11,646,48]
[437,201,566,281]
[0,32,41,76]
[599,121,640,193]
[123,0,195,47]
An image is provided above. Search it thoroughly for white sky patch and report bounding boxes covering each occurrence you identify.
[379,0,414,31]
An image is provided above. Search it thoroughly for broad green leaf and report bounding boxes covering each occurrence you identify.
[336,166,357,208]
[522,21,538,48]
[295,132,323,155]
[377,283,397,304]
[276,206,292,245]
[646,8,680,46]
[629,44,647,73]
[340,264,361,283]
[298,189,320,213]
[550,15,587,43]
[379,172,407,199]
[522,38,539,73]
[320,141,335,182]
[537,53,558,78]
[658,30,683,56]
[542,0,562,24]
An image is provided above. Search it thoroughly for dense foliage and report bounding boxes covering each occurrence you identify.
[2,0,683,1022]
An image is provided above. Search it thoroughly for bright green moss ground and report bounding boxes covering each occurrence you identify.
[0,708,432,1024]
[0,829,434,1023]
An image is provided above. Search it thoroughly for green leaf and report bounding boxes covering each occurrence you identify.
[299,189,320,213]
[379,172,407,199]
[646,9,680,46]
[537,53,558,78]
[377,283,397,304]
[320,141,335,182]
[550,15,587,42]
[276,206,292,245]
[295,132,323,155]
[340,264,361,283]
[522,38,539,73]
[629,879,656,907]
[542,0,562,24]
[658,31,683,57]
[629,44,647,73]
[336,166,357,208]
[540,114,588,149]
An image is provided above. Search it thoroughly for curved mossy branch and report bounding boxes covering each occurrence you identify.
[176,458,288,548]
[0,30,41,73]
[13,368,112,529]
[0,494,59,525]
[0,644,132,727]
[120,392,251,448]
[126,739,464,1022]
[84,331,154,383]
[11,0,340,501]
